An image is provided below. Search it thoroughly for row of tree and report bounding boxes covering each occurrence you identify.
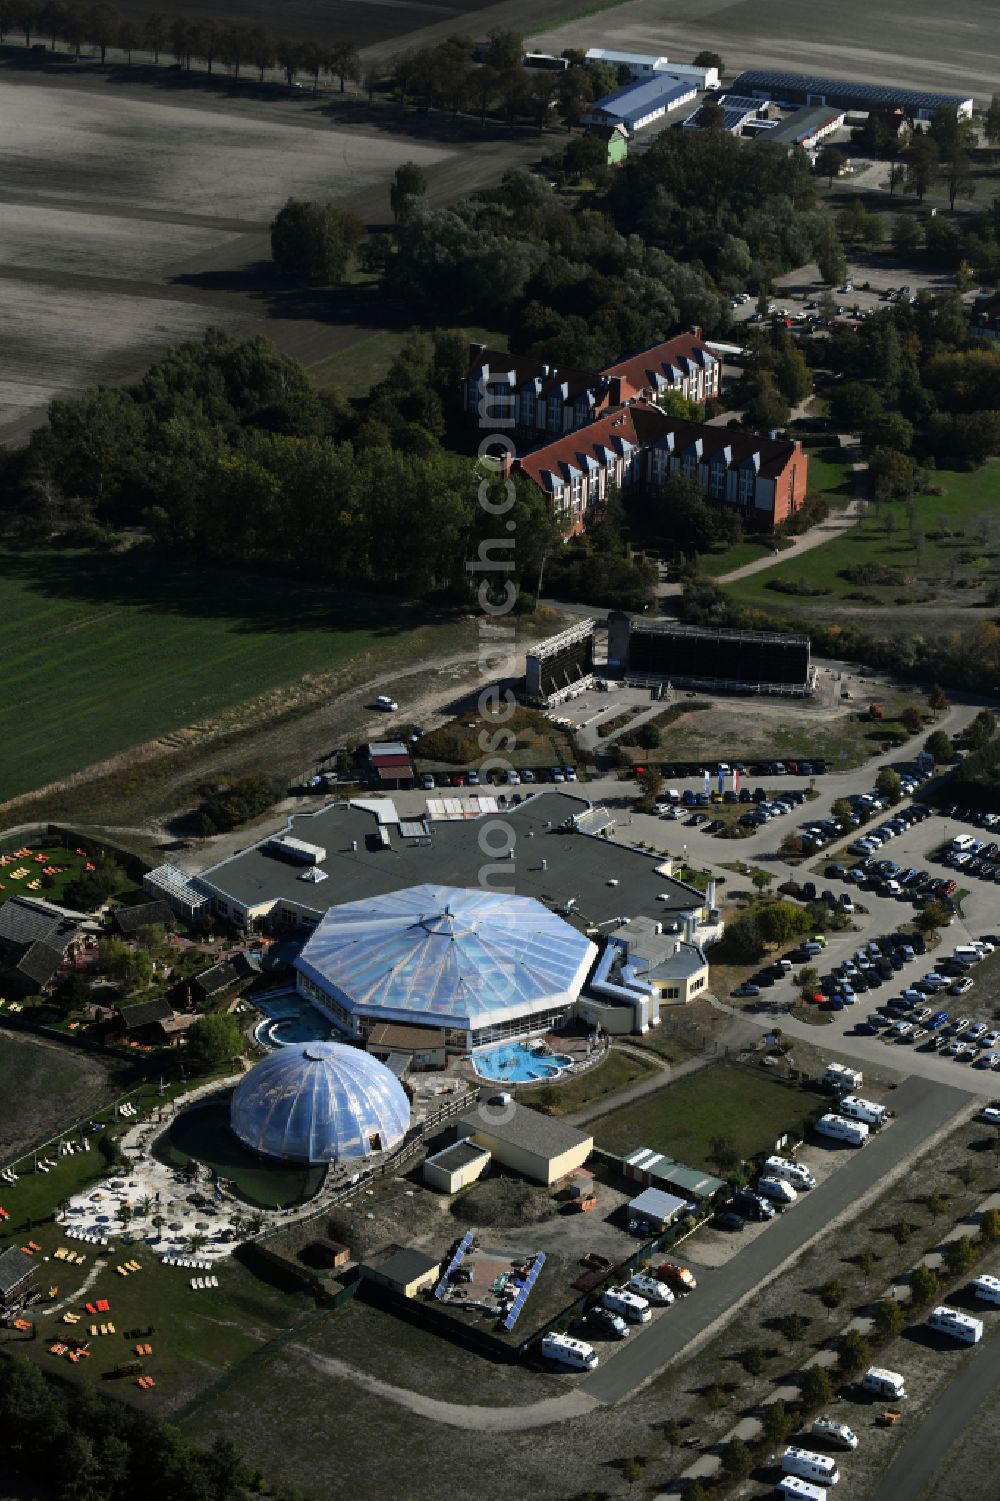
[0,0,365,87]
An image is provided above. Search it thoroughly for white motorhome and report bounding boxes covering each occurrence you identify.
[815,1113,869,1147]
[926,1305,983,1343]
[757,1175,798,1205]
[810,1418,858,1451]
[839,1095,890,1128]
[781,1446,840,1487]
[970,1273,1000,1305]
[541,1333,598,1370]
[820,1062,863,1092]
[777,1479,828,1501]
[627,1273,674,1306]
[954,945,984,964]
[862,1366,907,1400]
[602,1286,652,1324]
[765,1154,816,1190]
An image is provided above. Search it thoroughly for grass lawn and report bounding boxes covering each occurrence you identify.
[0,547,459,801]
[726,464,1000,614]
[10,1229,315,1416]
[592,1062,825,1167]
[0,1032,136,1165]
[543,1047,658,1115]
[309,324,507,401]
[0,842,91,907]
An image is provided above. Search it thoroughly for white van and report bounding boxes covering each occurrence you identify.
[954,945,983,965]
[765,1154,816,1191]
[862,1366,907,1400]
[839,1095,890,1129]
[951,834,976,852]
[541,1333,598,1370]
[810,1418,858,1451]
[374,694,398,712]
[627,1274,674,1306]
[602,1286,652,1324]
[757,1175,798,1205]
[777,1479,828,1501]
[926,1305,983,1343]
[970,1273,1000,1305]
[820,1062,863,1092]
[781,1446,840,1487]
[815,1113,869,1147]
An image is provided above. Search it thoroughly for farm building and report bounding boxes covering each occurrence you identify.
[455,1101,593,1186]
[584,122,629,167]
[364,1247,441,1298]
[582,74,698,134]
[731,69,972,121]
[683,94,766,134]
[764,106,846,152]
[584,48,718,88]
[423,1139,492,1193]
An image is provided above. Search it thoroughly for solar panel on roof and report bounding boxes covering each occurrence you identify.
[732,69,969,112]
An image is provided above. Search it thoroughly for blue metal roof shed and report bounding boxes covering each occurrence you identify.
[583,74,697,133]
[731,69,972,120]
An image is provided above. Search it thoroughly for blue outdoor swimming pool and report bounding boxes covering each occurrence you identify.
[254,991,333,1048]
[472,1041,575,1083]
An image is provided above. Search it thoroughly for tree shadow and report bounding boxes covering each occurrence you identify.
[0,546,454,642]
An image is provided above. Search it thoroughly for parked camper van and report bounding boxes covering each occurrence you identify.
[820,1062,863,1092]
[602,1286,652,1324]
[815,1113,869,1147]
[765,1154,816,1190]
[541,1333,598,1370]
[627,1273,674,1306]
[777,1479,829,1501]
[862,1367,907,1400]
[838,1095,890,1129]
[757,1175,798,1206]
[780,1446,840,1487]
[970,1273,1000,1305]
[810,1418,858,1451]
[926,1305,983,1343]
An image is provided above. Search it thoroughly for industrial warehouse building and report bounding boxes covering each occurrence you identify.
[608,617,814,696]
[731,69,972,121]
[456,1101,593,1186]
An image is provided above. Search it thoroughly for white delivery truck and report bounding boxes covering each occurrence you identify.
[626,1273,674,1306]
[780,1446,840,1487]
[601,1286,652,1324]
[820,1062,863,1092]
[777,1479,829,1501]
[838,1095,890,1129]
[862,1366,907,1400]
[970,1273,1000,1305]
[926,1305,983,1343]
[810,1418,858,1451]
[765,1154,816,1190]
[815,1113,869,1147]
[757,1175,798,1205]
[541,1333,598,1370]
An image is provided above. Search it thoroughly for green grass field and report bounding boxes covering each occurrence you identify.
[592,1063,825,1168]
[0,547,452,801]
[309,324,506,401]
[726,464,1000,612]
[544,1047,657,1116]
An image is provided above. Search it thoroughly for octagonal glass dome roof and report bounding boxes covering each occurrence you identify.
[294,883,596,1030]
[230,1041,409,1164]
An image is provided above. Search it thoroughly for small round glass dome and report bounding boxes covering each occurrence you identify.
[229,1041,409,1165]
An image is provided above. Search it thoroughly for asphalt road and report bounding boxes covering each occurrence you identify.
[870,1322,1000,1501]
[582,1074,971,1402]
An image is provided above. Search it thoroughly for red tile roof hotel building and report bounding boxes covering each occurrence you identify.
[463,330,720,441]
[509,402,807,537]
